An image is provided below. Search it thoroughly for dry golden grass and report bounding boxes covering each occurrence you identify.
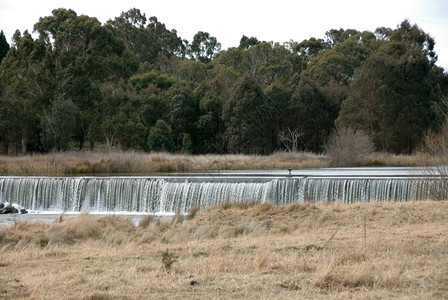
[1,201,447,299]
[0,151,330,176]
[360,151,447,167]
[0,150,444,176]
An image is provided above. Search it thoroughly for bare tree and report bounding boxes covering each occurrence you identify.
[278,127,303,152]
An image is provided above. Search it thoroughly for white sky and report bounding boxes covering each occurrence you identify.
[0,0,447,70]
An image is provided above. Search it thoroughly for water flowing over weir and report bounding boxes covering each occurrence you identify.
[0,170,446,213]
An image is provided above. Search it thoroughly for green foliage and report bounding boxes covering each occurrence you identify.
[324,28,360,48]
[238,35,259,49]
[304,31,378,86]
[147,120,174,152]
[0,9,446,156]
[0,30,10,63]
[181,133,193,154]
[109,9,185,64]
[163,83,197,150]
[223,75,271,154]
[294,37,326,68]
[289,77,332,152]
[0,83,21,153]
[189,31,221,63]
[263,81,293,150]
[41,99,78,151]
[130,70,177,92]
[337,21,438,154]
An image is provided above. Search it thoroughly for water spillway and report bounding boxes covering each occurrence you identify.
[0,170,446,213]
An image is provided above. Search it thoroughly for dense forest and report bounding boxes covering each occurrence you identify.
[0,8,447,155]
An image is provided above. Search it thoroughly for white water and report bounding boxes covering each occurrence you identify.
[0,170,446,214]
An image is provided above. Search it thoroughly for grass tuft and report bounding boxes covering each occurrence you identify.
[187,205,200,220]
[138,215,154,228]
[161,249,176,273]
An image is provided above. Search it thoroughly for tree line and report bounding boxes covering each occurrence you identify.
[0,8,447,155]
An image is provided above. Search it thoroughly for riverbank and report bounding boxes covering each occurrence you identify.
[1,201,447,299]
[0,151,442,176]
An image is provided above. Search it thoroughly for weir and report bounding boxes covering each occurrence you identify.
[0,174,446,213]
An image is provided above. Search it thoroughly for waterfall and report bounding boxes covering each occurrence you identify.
[0,176,445,213]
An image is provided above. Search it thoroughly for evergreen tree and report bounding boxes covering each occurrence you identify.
[0,30,10,63]
[223,75,271,154]
[147,120,174,152]
[337,21,438,153]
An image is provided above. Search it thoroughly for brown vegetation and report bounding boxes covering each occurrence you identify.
[1,201,447,299]
[0,151,330,176]
[326,127,374,167]
[0,150,443,176]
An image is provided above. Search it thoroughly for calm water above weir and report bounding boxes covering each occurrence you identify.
[0,167,446,222]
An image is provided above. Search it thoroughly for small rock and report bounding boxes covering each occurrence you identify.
[20,209,28,214]
[189,280,199,286]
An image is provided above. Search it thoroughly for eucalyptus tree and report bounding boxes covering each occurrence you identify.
[213,47,245,72]
[109,9,185,64]
[147,119,174,152]
[337,20,439,153]
[263,81,293,150]
[195,64,240,153]
[130,69,178,131]
[242,41,274,78]
[303,30,379,123]
[130,69,178,92]
[188,31,221,63]
[32,8,138,151]
[147,16,186,60]
[91,81,146,151]
[294,37,326,67]
[0,30,10,63]
[162,83,198,150]
[107,8,148,62]
[238,35,259,50]
[176,60,209,86]
[223,75,271,154]
[40,99,78,151]
[304,30,378,87]
[0,82,21,153]
[129,69,198,151]
[324,28,359,48]
[257,43,303,84]
[289,76,332,152]
[0,30,48,153]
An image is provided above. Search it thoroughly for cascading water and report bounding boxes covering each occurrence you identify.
[0,175,446,213]
[0,177,448,213]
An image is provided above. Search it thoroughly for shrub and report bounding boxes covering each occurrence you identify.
[326,127,374,167]
[146,120,174,153]
[420,118,448,156]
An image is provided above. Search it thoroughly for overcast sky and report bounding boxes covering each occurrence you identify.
[0,0,447,70]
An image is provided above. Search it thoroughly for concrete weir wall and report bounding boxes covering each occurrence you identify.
[0,171,446,213]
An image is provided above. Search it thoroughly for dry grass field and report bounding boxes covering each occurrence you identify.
[0,151,330,176]
[0,150,443,176]
[1,200,447,299]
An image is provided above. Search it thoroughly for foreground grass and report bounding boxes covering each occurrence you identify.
[1,201,447,299]
[0,150,442,176]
